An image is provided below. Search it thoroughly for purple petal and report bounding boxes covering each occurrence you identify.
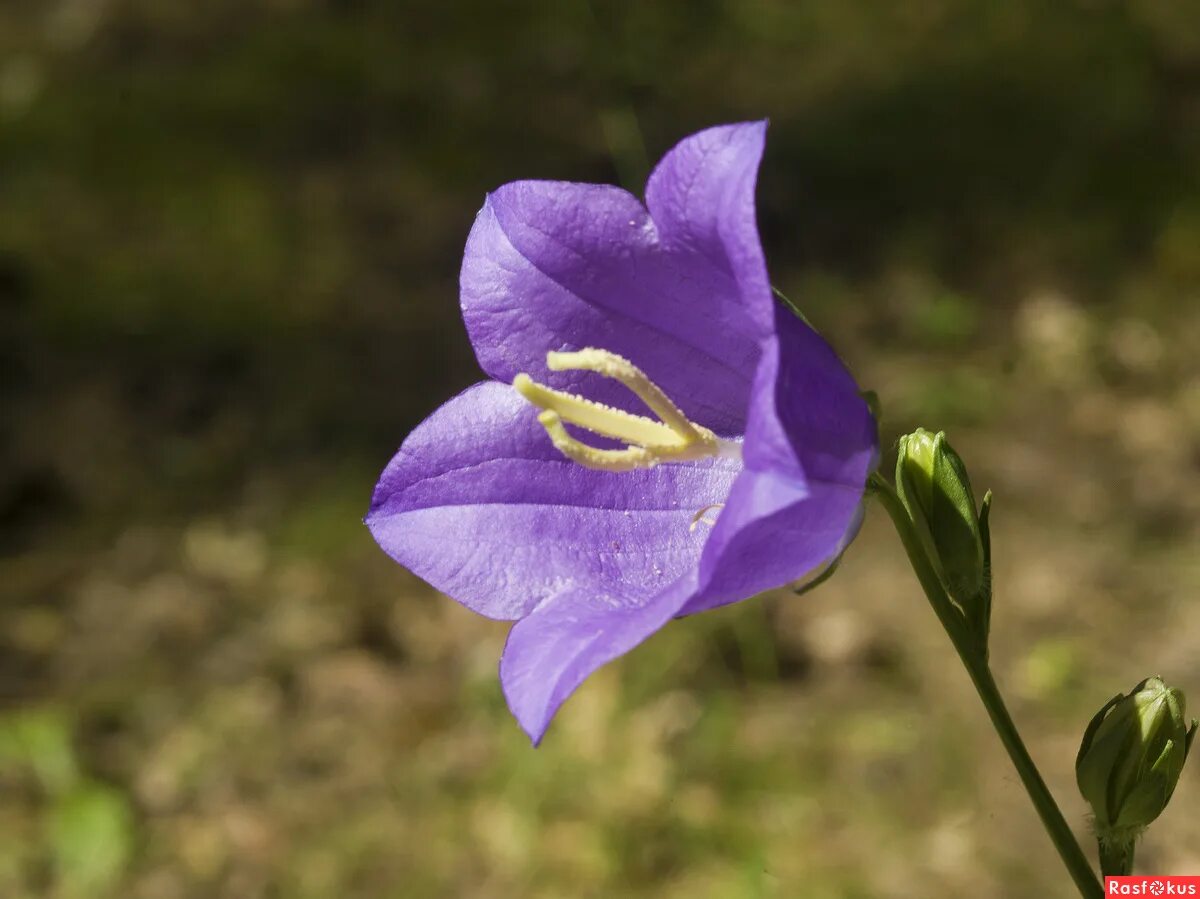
[366,381,738,621]
[682,306,878,614]
[684,468,866,614]
[460,122,772,437]
[644,120,775,336]
[491,302,877,741]
[500,577,695,744]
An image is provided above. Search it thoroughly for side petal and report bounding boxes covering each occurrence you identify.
[500,578,695,744]
[685,468,867,614]
[682,306,879,614]
[366,381,737,621]
[644,120,775,337]
[460,122,773,437]
[745,302,879,483]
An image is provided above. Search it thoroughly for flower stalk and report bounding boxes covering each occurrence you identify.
[869,471,1104,899]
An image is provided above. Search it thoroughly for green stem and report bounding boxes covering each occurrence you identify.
[869,473,1103,899]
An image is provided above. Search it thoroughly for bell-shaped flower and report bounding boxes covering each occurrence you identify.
[367,122,878,743]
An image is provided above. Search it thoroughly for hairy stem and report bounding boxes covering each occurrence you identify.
[1099,839,1135,878]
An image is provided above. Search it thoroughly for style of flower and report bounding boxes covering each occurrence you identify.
[367,121,878,743]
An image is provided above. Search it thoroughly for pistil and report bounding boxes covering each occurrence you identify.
[513,348,741,472]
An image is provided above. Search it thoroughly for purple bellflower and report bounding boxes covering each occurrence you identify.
[367,122,878,743]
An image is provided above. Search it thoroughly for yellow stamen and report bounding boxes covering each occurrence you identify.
[513,347,739,472]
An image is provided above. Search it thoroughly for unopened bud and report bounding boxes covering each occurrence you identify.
[1076,676,1196,846]
[895,429,991,643]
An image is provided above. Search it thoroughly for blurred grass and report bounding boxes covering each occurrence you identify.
[3,1,1200,896]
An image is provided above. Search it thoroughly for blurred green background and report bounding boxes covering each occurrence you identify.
[3,1,1200,896]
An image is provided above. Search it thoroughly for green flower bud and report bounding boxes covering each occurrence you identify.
[895,429,991,643]
[1076,676,1197,846]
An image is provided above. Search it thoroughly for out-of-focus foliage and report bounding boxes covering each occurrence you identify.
[0,709,134,897]
[2,1,1200,896]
